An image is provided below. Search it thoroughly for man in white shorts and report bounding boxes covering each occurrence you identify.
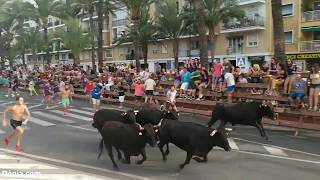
[180,67,191,97]
[91,83,102,112]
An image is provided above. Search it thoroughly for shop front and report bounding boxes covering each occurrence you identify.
[286,53,320,71]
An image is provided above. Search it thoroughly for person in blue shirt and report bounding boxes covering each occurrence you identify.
[179,67,191,97]
[91,82,103,112]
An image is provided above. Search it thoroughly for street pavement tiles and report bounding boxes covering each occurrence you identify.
[49,110,92,121]
[0,152,115,180]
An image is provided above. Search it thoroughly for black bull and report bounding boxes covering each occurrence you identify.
[155,119,231,169]
[207,102,278,141]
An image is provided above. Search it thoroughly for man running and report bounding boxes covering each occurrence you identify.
[2,96,31,152]
[60,85,71,116]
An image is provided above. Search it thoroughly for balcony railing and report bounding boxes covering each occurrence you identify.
[112,19,127,27]
[226,47,243,55]
[238,0,265,4]
[302,10,320,22]
[300,40,320,52]
[222,17,264,31]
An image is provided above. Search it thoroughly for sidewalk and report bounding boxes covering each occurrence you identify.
[0,148,113,180]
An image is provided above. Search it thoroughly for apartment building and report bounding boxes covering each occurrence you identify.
[23,0,320,72]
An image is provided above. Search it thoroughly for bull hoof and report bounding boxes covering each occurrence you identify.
[113,165,119,170]
[165,150,170,155]
[179,164,185,169]
[162,156,167,162]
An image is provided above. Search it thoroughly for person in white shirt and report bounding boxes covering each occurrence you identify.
[166,86,178,111]
[144,76,156,104]
[224,70,235,104]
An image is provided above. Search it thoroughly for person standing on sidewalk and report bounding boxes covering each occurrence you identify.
[2,96,31,152]
[91,82,103,112]
[85,78,94,103]
[28,79,38,96]
[43,80,52,109]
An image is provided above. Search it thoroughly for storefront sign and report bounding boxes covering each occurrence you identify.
[287,53,320,60]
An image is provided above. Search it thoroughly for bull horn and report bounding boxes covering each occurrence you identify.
[134,110,139,113]
[160,105,165,111]
[156,119,163,128]
[121,112,127,116]
[210,130,217,136]
[136,123,144,131]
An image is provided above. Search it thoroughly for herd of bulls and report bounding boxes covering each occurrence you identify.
[92,102,277,170]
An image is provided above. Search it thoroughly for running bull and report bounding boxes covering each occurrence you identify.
[208,101,278,141]
[155,119,231,169]
[98,121,156,169]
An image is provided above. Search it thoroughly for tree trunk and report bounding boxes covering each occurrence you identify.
[132,18,141,73]
[89,9,95,69]
[97,0,104,68]
[209,28,215,61]
[272,0,286,64]
[173,38,179,70]
[142,44,148,69]
[21,51,26,65]
[194,0,208,69]
[43,18,50,64]
[74,55,80,65]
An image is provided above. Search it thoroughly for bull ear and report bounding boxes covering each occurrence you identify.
[210,130,217,136]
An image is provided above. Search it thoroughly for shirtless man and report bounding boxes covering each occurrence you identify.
[60,85,71,116]
[2,96,31,152]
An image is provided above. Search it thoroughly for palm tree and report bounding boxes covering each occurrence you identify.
[72,0,97,68]
[55,18,89,65]
[15,28,44,65]
[203,0,243,61]
[119,0,153,72]
[271,0,286,63]
[96,0,116,68]
[27,0,63,64]
[156,0,189,70]
[193,0,208,69]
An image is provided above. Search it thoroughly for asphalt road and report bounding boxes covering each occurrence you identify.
[0,89,320,180]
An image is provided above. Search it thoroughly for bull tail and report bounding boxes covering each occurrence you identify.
[97,138,104,160]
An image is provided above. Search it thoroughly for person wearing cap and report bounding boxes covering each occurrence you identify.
[288,73,307,109]
[91,82,103,112]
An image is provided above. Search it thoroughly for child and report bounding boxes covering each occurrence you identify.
[28,79,38,96]
[166,86,178,112]
[118,82,125,109]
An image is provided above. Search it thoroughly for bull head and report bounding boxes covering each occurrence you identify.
[153,119,163,132]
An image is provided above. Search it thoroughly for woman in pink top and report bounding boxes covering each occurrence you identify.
[211,60,223,92]
[132,79,144,107]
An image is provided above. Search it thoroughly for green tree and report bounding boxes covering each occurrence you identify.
[28,0,63,64]
[15,28,44,66]
[72,0,97,68]
[119,0,154,72]
[203,0,243,61]
[193,0,208,69]
[55,18,89,65]
[272,0,286,63]
[156,0,190,70]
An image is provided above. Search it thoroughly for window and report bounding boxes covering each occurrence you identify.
[162,44,168,54]
[284,31,293,44]
[282,4,293,16]
[247,34,258,47]
[105,49,112,58]
[61,53,66,60]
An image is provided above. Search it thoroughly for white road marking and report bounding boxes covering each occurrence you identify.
[0,174,114,180]
[234,137,320,157]
[50,110,91,121]
[238,150,320,165]
[264,146,288,157]
[0,163,58,169]
[0,129,5,135]
[69,109,94,116]
[0,148,153,180]
[28,104,43,109]
[67,125,97,132]
[82,106,125,112]
[0,154,19,160]
[227,138,239,150]
[45,105,59,109]
[0,101,14,105]
[30,117,56,127]
[33,111,75,124]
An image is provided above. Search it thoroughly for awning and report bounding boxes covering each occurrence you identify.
[302,26,320,31]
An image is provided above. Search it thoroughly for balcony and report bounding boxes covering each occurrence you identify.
[238,0,265,6]
[226,47,244,55]
[301,10,320,28]
[300,40,320,53]
[220,16,265,33]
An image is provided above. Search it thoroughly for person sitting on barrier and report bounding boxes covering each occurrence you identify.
[283,59,297,94]
[309,65,320,111]
[288,73,307,109]
[179,67,191,98]
[166,85,178,112]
